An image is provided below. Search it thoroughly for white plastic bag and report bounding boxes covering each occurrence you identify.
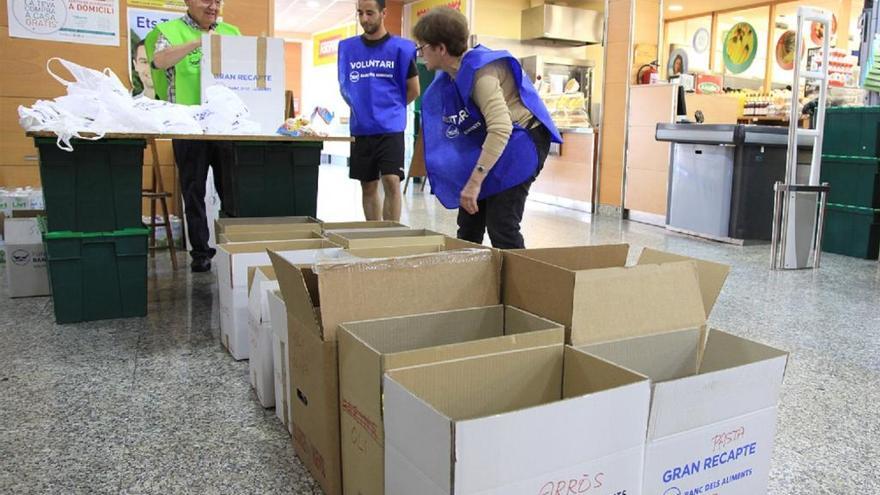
[197,85,262,135]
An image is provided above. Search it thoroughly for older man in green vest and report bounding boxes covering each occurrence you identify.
[145,0,240,273]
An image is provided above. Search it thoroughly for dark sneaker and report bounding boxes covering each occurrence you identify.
[191,257,212,273]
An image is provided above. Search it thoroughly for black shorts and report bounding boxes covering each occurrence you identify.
[349,132,406,181]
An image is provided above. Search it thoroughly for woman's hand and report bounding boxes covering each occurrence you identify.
[460,178,482,214]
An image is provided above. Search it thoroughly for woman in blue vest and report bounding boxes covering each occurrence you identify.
[338,0,420,222]
[413,7,562,249]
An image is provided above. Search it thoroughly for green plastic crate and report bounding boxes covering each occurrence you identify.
[820,155,880,208]
[35,138,146,232]
[220,141,321,218]
[43,227,149,324]
[822,204,880,259]
[823,107,880,158]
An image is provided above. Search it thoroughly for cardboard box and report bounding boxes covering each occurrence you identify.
[320,220,407,232]
[268,247,502,495]
[215,239,347,360]
[219,230,324,244]
[325,229,445,250]
[383,344,651,494]
[579,330,788,495]
[338,305,565,495]
[214,216,321,243]
[503,245,729,345]
[4,218,50,298]
[566,249,788,495]
[248,265,279,408]
[267,289,291,430]
[201,34,286,134]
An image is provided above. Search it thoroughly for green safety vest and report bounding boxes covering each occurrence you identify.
[145,18,241,105]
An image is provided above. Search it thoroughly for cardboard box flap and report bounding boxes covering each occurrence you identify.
[383,377,454,493]
[247,266,279,323]
[247,265,276,294]
[327,229,446,249]
[348,245,443,259]
[219,238,333,255]
[699,329,789,375]
[509,244,630,271]
[267,251,321,335]
[321,220,407,231]
[570,262,707,345]
[637,248,730,317]
[502,251,577,329]
[220,230,323,243]
[647,331,788,440]
[314,249,501,341]
[577,328,703,384]
[385,345,564,422]
[217,216,320,229]
[563,346,652,398]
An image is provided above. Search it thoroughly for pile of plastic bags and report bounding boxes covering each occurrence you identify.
[18,58,261,151]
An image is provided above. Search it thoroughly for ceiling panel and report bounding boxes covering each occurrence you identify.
[275,0,357,36]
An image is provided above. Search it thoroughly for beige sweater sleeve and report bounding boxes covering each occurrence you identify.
[471,61,534,169]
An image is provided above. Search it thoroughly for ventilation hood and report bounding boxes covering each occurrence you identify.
[521,4,604,46]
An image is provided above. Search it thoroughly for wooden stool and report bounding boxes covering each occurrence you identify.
[404,132,429,193]
[143,138,179,270]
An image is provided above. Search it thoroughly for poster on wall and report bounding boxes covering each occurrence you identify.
[128,8,176,98]
[8,0,121,46]
[810,14,838,46]
[312,23,357,67]
[723,22,758,74]
[411,0,468,19]
[775,30,804,71]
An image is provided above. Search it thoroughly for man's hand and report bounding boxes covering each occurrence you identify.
[460,178,482,215]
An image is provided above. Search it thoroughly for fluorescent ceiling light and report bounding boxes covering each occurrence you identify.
[668,4,684,11]
[307,0,320,8]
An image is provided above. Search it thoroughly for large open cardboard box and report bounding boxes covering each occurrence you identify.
[268,247,502,495]
[214,216,321,243]
[503,245,729,345]
[218,230,324,244]
[566,249,788,495]
[338,305,564,495]
[267,289,291,430]
[383,344,651,494]
[247,265,279,408]
[215,239,346,360]
[325,228,445,250]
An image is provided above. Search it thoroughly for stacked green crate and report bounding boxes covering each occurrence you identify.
[34,138,150,323]
[821,108,880,259]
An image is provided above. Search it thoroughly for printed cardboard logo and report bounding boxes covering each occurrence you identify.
[11,249,31,266]
[663,488,682,495]
[349,71,360,83]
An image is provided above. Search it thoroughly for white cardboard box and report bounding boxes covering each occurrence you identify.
[214,239,345,360]
[267,289,291,430]
[248,265,280,408]
[4,218,50,298]
[201,34,285,134]
[384,344,650,495]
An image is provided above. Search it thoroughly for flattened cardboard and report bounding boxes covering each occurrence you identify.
[503,244,729,346]
[214,216,320,243]
[578,329,789,495]
[268,248,502,495]
[267,289,291,429]
[383,345,650,495]
[219,230,323,244]
[337,305,564,495]
[326,229,445,250]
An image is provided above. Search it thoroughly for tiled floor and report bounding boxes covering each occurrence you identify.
[1,163,878,494]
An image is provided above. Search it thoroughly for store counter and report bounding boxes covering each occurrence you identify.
[530,127,596,212]
[655,123,812,243]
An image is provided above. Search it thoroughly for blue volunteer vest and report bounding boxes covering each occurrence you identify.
[338,35,416,136]
[421,45,563,209]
